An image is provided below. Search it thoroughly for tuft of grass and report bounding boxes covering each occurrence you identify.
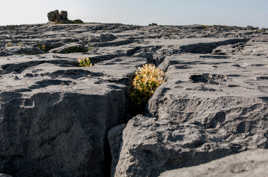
[130,64,165,106]
[78,57,93,67]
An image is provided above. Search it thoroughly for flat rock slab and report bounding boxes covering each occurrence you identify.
[0,53,146,177]
[114,53,268,177]
[49,43,87,53]
[155,53,268,101]
[160,150,268,177]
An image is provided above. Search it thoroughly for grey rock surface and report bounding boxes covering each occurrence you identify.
[160,149,268,177]
[0,23,267,177]
[3,45,44,55]
[0,174,12,177]
[49,43,87,53]
[108,124,126,177]
[0,54,146,177]
[88,34,117,43]
[114,48,268,176]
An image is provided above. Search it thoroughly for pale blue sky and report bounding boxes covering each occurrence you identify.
[1,0,268,27]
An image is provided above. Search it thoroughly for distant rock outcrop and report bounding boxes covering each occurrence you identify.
[47,10,83,24]
[47,10,69,23]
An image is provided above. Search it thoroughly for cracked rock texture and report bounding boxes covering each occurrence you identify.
[160,149,268,177]
[0,23,268,177]
[114,53,268,177]
[0,53,146,177]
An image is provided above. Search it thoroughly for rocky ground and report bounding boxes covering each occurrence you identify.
[0,23,267,177]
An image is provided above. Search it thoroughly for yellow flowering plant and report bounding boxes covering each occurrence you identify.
[78,57,93,67]
[130,64,165,105]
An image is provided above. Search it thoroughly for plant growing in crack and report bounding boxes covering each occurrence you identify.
[78,57,93,67]
[37,44,47,52]
[130,64,165,107]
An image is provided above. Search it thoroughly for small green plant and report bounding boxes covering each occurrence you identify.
[5,42,13,47]
[34,43,49,52]
[40,44,46,51]
[130,64,165,105]
[17,42,24,47]
[78,57,93,67]
[256,29,265,33]
[201,24,209,30]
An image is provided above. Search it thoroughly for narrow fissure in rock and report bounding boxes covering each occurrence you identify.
[126,63,166,118]
[104,134,113,177]
[180,38,249,54]
[104,59,168,177]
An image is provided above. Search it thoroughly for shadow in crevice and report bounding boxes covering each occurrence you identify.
[180,38,249,54]
[151,148,242,177]
[1,60,77,74]
[200,55,229,59]
[29,80,73,90]
[48,69,104,79]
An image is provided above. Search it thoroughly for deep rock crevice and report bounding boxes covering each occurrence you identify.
[179,38,249,54]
